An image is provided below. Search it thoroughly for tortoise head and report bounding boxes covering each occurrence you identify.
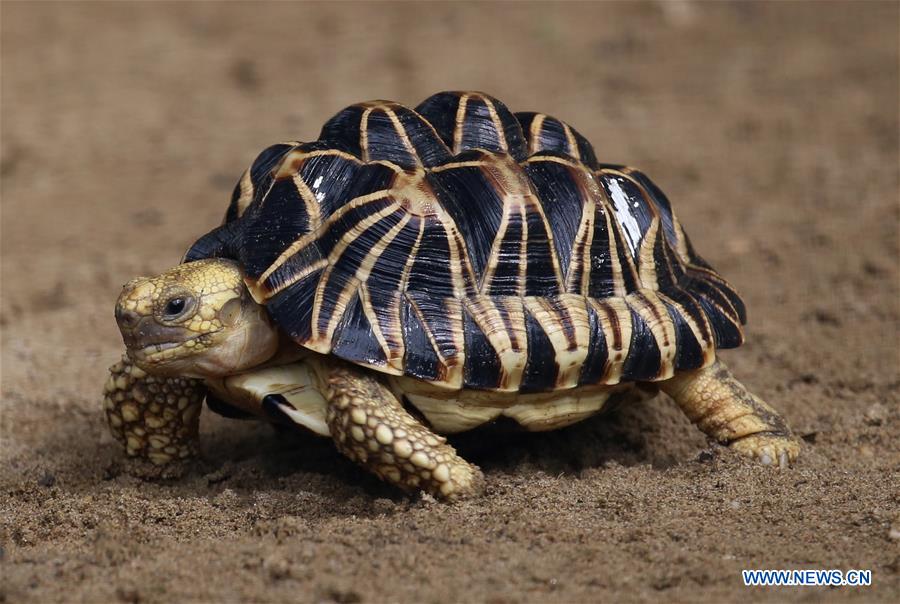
[115,259,279,378]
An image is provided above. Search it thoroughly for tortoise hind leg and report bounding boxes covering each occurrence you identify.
[660,359,800,468]
[316,361,484,500]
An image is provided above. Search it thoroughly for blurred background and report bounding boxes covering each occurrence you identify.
[2,2,898,602]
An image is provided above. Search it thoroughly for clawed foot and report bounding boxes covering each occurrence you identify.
[662,360,801,470]
[321,361,486,501]
[438,462,485,501]
[728,432,801,469]
[104,355,206,469]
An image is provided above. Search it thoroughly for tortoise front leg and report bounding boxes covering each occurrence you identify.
[660,359,800,468]
[104,355,206,475]
[316,362,484,501]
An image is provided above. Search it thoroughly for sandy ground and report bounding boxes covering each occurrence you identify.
[1,1,898,602]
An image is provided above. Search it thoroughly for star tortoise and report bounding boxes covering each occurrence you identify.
[105,91,800,499]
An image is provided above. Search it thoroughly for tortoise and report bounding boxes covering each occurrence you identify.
[104,91,800,500]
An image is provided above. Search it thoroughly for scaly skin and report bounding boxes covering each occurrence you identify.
[115,259,278,378]
[317,361,485,500]
[660,359,801,467]
[104,355,206,473]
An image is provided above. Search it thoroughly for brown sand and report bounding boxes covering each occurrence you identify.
[1,2,898,602]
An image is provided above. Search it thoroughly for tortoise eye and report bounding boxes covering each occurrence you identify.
[164,297,186,317]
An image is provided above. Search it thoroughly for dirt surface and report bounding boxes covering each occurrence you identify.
[2,2,898,602]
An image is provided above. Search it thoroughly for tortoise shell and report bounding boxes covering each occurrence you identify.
[185,91,746,393]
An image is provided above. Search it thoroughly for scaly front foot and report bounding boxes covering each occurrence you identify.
[104,355,206,473]
[318,361,484,501]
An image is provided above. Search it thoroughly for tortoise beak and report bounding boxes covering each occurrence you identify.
[116,311,191,353]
